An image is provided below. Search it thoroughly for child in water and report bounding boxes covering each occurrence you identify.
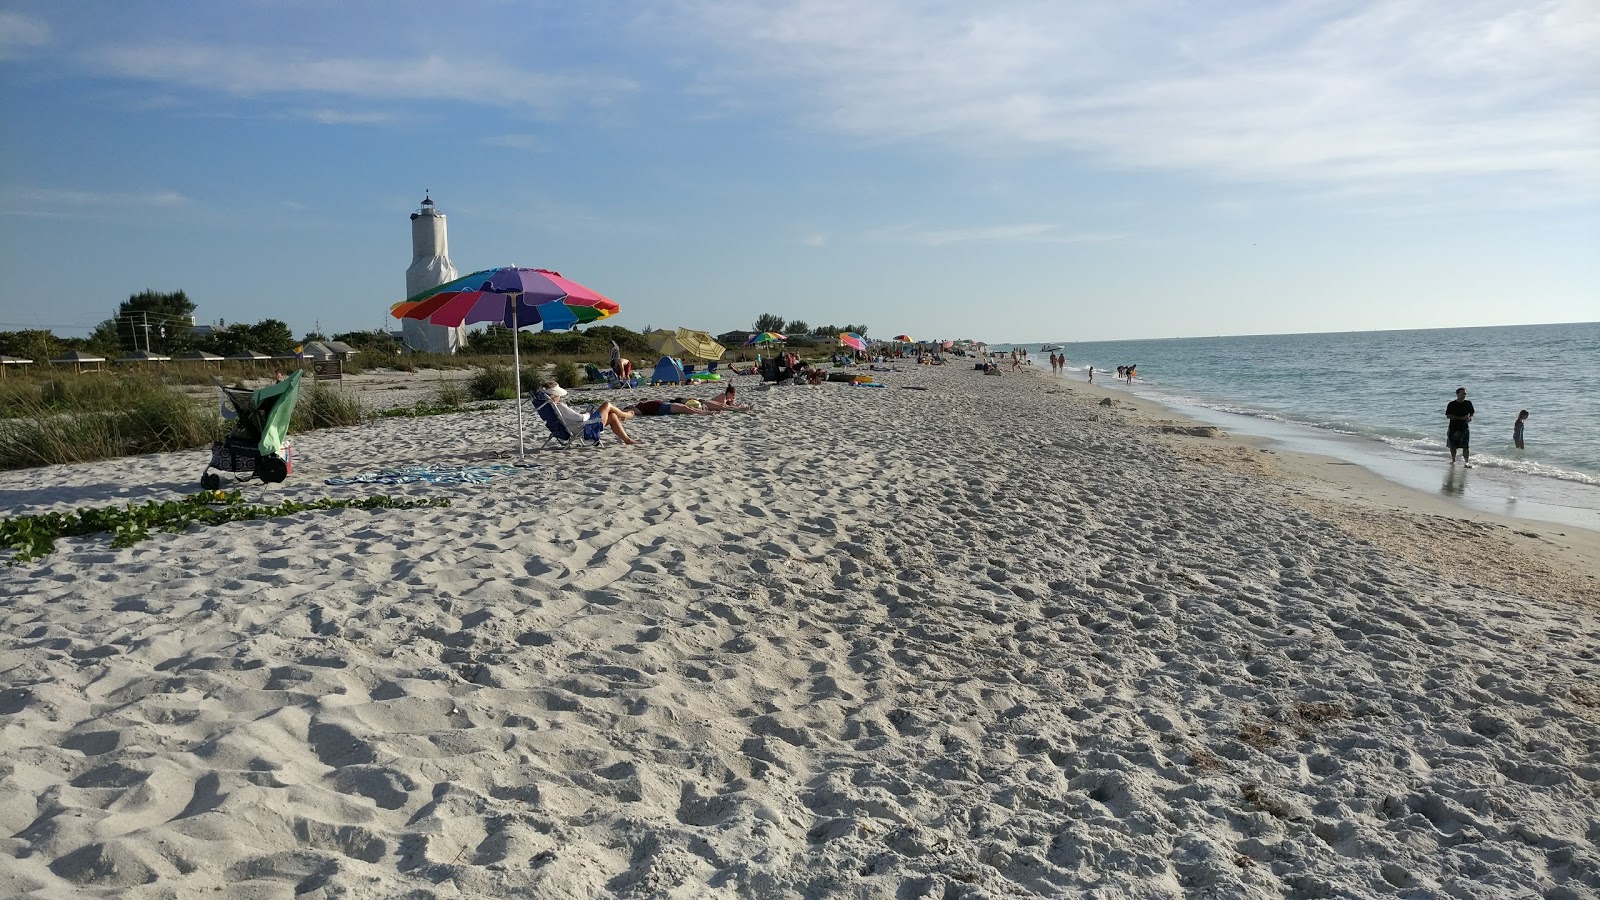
[1513,410,1529,449]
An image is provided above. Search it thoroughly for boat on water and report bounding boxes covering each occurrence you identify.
[1041,345,1063,352]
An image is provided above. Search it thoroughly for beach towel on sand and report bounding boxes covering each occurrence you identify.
[326,465,519,486]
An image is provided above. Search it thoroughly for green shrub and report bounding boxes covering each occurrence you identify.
[552,361,580,389]
[467,366,516,401]
[433,379,467,408]
[117,387,226,455]
[0,379,224,470]
[519,363,547,395]
[292,384,365,431]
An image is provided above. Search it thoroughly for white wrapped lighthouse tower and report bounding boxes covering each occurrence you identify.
[403,194,464,354]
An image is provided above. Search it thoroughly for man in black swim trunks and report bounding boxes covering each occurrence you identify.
[1445,386,1475,467]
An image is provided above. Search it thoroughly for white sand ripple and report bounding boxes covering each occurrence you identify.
[1,366,1597,898]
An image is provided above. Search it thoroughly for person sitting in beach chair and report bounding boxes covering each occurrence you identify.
[532,383,638,447]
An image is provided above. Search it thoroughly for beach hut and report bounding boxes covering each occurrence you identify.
[300,340,359,361]
[226,350,272,361]
[50,350,106,374]
[0,355,34,378]
[174,350,225,362]
[115,350,172,364]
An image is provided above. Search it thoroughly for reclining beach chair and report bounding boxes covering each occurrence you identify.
[202,371,302,488]
[529,389,607,450]
[584,363,623,388]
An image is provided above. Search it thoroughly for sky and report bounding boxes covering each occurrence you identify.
[0,0,1595,344]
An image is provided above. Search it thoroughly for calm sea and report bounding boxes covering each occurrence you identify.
[1009,322,1600,530]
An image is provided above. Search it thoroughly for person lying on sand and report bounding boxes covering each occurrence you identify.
[702,385,755,413]
[626,398,714,416]
[545,383,639,444]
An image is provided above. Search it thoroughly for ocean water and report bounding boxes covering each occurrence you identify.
[1010,322,1600,531]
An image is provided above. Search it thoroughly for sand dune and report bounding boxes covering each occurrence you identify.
[2,365,1597,898]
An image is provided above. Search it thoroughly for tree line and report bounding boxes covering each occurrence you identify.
[0,290,662,362]
[752,313,868,337]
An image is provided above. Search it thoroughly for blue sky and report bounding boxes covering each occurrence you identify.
[0,0,1594,343]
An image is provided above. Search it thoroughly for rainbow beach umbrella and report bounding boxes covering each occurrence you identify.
[744,331,786,346]
[391,266,620,457]
[892,334,913,343]
[838,333,866,352]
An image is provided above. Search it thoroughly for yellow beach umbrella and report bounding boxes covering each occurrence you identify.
[650,328,726,361]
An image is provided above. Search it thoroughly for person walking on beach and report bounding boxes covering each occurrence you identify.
[1445,386,1475,467]
[1513,410,1529,449]
[1087,366,1094,383]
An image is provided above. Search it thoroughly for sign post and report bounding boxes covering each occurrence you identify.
[312,359,343,381]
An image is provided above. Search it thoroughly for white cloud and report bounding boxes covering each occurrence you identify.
[483,134,550,153]
[89,43,636,115]
[0,11,49,59]
[869,223,1129,246]
[665,0,1600,201]
[10,187,193,221]
[19,187,190,207]
[302,108,396,125]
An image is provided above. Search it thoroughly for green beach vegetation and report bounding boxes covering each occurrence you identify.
[0,290,871,471]
[0,491,452,563]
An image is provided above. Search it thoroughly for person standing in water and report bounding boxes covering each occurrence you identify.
[1445,386,1475,466]
[1513,410,1529,449]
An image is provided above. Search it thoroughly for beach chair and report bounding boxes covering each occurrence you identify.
[529,389,607,450]
[650,356,685,386]
[759,357,795,383]
[584,363,623,387]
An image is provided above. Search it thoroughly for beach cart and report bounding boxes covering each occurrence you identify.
[201,371,301,489]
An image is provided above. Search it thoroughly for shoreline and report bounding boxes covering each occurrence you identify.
[1039,367,1599,603]
[2,362,1597,896]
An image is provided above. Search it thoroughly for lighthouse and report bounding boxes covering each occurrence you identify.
[403,193,464,354]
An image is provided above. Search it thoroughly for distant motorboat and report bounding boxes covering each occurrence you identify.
[1041,345,1063,352]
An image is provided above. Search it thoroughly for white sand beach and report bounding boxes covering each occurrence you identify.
[2,364,1597,898]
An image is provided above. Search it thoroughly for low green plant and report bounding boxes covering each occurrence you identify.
[0,491,452,563]
[433,379,467,408]
[467,366,516,401]
[292,384,365,431]
[0,379,227,470]
[518,363,546,394]
[372,401,496,420]
[551,360,580,389]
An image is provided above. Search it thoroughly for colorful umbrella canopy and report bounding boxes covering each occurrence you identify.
[390,266,619,458]
[838,333,866,352]
[650,328,726,361]
[892,334,913,342]
[390,267,619,330]
[744,331,786,346]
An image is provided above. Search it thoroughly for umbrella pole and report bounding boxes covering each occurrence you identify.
[512,295,525,459]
